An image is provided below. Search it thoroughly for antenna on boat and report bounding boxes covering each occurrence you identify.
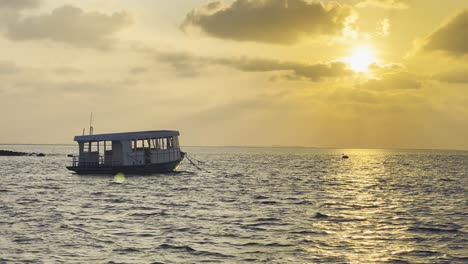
[89,112,94,135]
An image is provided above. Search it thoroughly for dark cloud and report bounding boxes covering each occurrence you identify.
[0,0,39,10]
[2,5,131,49]
[436,69,468,84]
[360,72,422,90]
[181,0,355,44]
[155,50,353,81]
[422,10,468,55]
[357,0,409,9]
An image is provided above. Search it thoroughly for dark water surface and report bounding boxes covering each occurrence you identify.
[0,145,467,263]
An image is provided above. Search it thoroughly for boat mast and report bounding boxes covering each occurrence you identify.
[89,112,94,135]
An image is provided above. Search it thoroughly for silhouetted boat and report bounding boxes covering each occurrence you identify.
[66,130,184,174]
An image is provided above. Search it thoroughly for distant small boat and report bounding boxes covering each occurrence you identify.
[66,130,184,174]
[342,154,349,159]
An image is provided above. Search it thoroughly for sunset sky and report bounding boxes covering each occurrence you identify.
[1,0,467,149]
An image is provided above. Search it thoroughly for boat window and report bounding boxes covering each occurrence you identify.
[132,140,140,151]
[161,138,167,150]
[132,139,148,151]
[146,139,152,149]
[104,141,112,151]
[138,140,144,150]
[156,138,171,150]
[83,142,99,153]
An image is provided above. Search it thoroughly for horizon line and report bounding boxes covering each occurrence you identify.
[0,143,467,152]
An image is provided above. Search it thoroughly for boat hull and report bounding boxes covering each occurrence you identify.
[66,159,183,175]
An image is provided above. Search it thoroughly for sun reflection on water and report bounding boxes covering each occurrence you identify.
[305,149,420,263]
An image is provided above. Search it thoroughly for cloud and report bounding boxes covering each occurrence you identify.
[436,69,468,84]
[156,51,203,77]
[154,50,353,81]
[129,67,148,75]
[53,66,83,75]
[0,61,19,74]
[216,57,353,81]
[421,9,468,56]
[357,0,409,9]
[376,18,390,36]
[360,71,422,91]
[10,79,132,96]
[181,0,356,44]
[2,5,131,49]
[0,0,39,10]
[368,62,404,75]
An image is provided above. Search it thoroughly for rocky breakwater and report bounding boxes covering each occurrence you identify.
[0,150,46,157]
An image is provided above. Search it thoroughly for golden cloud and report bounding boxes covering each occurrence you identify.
[357,0,409,9]
[436,69,468,84]
[360,71,423,91]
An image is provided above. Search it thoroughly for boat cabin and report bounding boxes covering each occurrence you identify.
[67,130,184,174]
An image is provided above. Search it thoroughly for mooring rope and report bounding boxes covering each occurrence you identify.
[183,152,203,171]
[186,153,205,164]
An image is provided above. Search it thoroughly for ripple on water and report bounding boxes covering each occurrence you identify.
[407,222,462,234]
[0,146,467,263]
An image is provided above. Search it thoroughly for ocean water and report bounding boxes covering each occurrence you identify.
[0,145,467,263]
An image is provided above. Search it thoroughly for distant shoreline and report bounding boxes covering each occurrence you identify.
[0,143,75,146]
[181,146,468,152]
[0,143,467,152]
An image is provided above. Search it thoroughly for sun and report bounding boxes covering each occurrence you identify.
[343,46,378,72]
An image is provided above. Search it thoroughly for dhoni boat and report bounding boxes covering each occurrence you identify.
[67,130,184,174]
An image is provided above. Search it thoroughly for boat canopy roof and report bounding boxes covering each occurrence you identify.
[74,130,180,142]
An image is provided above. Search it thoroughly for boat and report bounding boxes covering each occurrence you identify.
[66,130,185,174]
